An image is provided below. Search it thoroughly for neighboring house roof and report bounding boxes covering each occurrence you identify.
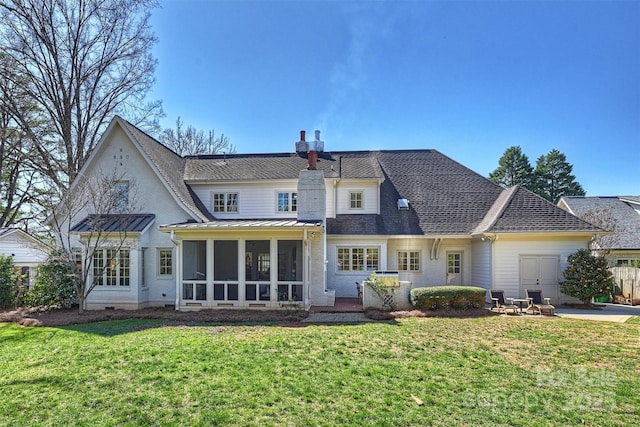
[0,228,51,262]
[71,214,156,233]
[559,196,640,249]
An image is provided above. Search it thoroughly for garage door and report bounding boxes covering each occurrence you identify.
[519,255,559,301]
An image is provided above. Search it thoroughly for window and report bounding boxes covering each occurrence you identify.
[337,247,379,272]
[73,248,82,273]
[398,251,421,271]
[277,192,297,212]
[158,248,173,276]
[93,248,130,286]
[350,191,363,209]
[447,252,461,274]
[115,181,129,211]
[213,192,238,213]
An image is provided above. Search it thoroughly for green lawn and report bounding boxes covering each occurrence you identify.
[1,316,638,426]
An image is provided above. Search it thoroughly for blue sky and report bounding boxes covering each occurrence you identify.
[149,0,640,196]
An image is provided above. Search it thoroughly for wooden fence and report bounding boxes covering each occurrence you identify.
[609,267,640,305]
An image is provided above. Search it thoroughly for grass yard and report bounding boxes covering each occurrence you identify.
[1,316,639,426]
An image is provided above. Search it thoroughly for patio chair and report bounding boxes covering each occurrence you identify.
[489,290,519,315]
[525,289,555,316]
[355,282,363,304]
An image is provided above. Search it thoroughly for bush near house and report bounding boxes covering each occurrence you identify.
[0,255,18,308]
[410,285,486,310]
[560,248,615,306]
[23,252,77,309]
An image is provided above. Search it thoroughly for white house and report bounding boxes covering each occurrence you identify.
[59,116,602,310]
[0,228,50,287]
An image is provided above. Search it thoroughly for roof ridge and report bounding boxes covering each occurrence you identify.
[471,185,519,235]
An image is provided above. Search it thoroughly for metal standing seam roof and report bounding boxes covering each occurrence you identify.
[71,214,156,233]
[160,219,323,230]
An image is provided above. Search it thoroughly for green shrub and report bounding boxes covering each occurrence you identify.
[560,248,615,305]
[0,255,18,308]
[23,252,77,309]
[410,285,486,310]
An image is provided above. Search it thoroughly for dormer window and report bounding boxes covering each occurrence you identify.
[213,192,238,213]
[349,191,363,209]
[277,192,297,212]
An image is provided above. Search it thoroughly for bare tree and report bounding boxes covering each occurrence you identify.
[47,169,139,312]
[0,53,47,228]
[0,0,162,191]
[160,117,235,156]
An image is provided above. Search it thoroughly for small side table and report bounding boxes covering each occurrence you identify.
[513,298,529,315]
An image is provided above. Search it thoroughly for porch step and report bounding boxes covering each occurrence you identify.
[310,297,363,313]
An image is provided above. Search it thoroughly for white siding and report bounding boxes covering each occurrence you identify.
[190,180,337,220]
[335,180,379,215]
[66,123,193,309]
[471,238,491,290]
[492,234,590,303]
[0,231,49,265]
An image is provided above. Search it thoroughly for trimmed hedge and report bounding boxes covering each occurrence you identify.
[410,286,486,310]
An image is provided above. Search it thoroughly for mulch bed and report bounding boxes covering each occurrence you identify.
[0,306,309,327]
[1,305,498,327]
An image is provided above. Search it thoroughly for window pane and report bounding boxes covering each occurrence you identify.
[350,191,362,209]
[352,248,364,271]
[119,250,130,286]
[291,193,297,212]
[398,252,408,271]
[214,283,225,300]
[195,283,207,300]
[183,283,194,300]
[159,249,172,275]
[228,284,238,300]
[213,193,225,212]
[246,284,256,300]
[214,240,238,280]
[338,248,350,271]
[277,284,289,301]
[292,284,303,301]
[410,251,420,271]
[278,240,302,281]
[183,241,207,280]
[106,249,117,286]
[277,192,289,212]
[246,240,270,281]
[227,193,238,212]
[116,181,129,211]
[366,248,379,271]
[93,250,104,286]
[259,284,270,301]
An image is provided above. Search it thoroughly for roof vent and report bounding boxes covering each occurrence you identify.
[397,198,409,210]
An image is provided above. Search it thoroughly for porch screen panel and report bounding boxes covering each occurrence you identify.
[246,240,270,281]
[278,240,302,281]
[214,241,238,280]
[183,241,207,280]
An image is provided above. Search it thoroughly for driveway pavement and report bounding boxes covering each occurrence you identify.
[555,303,640,323]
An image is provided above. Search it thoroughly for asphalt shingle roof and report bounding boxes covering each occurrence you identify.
[560,196,640,249]
[489,188,603,233]
[117,119,599,237]
[120,118,212,221]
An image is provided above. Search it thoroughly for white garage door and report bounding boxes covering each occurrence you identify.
[519,255,559,302]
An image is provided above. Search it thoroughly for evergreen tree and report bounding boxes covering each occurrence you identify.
[488,146,535,189]
[533,149,585,203]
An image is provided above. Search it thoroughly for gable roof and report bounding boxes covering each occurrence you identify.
[486,187,603,234]
[560,196,640,249]
[118,118,212,221]
[101,119,600,237]
[0,228,51,251]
